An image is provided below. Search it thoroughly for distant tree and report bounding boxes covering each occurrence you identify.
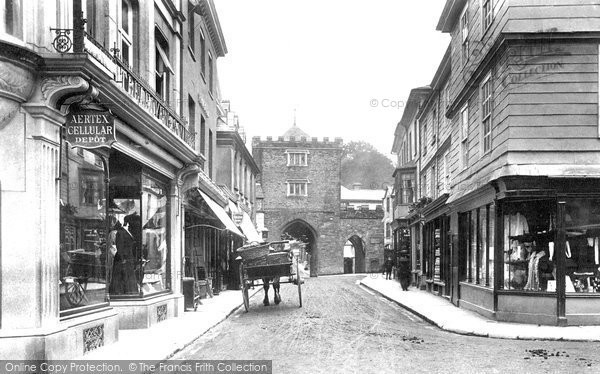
[341,141,394,190]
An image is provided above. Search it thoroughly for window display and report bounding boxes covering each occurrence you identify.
[141,175,169,294]
[564,198,600,293]
[108,152,170,297]
[60,147,107,311]
[502,200,555,291]
[460,204,494,287]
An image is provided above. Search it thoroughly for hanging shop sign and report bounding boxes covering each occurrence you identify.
[232,212,244,226]
[65,110,116,149]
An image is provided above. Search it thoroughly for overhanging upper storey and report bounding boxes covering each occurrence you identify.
[436,0,468,33]
[391,86,430,154]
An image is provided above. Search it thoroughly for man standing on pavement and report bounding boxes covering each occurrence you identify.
[384,257,393,280]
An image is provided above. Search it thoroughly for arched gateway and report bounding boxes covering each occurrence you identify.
[281,219,317,276]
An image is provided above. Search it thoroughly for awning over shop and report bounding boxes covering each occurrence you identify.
[198,189,244,237]
[240,212,262,243]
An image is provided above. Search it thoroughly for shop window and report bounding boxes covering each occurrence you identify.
[470,209,478,282]
[80,170,103,206]
[60,147,107,312]
[502,199,555,291]
[461,203,495,287]
[108,152,170,297]
[564,198,600,294]
[141,175,169,294]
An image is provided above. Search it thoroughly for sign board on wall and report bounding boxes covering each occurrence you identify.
[65,110,116,149]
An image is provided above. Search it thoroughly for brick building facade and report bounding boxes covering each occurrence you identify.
[252,126,384,276]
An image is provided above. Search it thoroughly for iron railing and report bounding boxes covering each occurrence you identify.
[50,28,195,149]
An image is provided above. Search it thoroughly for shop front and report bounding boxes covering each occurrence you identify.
[422,194,451,298]
[453,177,600,326]
[59,110,186,330]
[184,189,244,302]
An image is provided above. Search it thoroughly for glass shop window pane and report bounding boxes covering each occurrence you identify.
[565,198,600,294]
[502,200,555,291]
[60,147,107,311]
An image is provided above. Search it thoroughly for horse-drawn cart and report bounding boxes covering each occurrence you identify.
[236,241,303,312]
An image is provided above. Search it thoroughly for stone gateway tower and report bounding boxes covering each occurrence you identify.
[252,125,384,276]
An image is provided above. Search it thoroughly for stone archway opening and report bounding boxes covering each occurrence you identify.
[281,220,317,276]
[344,235,366,273]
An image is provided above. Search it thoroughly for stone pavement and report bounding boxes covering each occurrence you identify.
[360,274,600,341]
[78,288,260,361]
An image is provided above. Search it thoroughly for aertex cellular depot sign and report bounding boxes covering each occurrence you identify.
[65,110,116,149]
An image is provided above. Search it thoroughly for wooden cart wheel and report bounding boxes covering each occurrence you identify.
[239,263,249,312]
[296,259,302,308]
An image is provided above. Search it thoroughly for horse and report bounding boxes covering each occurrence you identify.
[262,276,281,306]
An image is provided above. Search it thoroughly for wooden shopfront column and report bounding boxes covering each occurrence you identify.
[556,200,567,326]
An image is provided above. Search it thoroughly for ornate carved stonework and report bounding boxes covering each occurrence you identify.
[0,60,36,102]
[157,304,168,323]
[0,99,19,131]
[83,324,104,353]
[40,75,96,110]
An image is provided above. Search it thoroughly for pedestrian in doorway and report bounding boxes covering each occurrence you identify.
[384,257,393,280]
[398,255,410,291]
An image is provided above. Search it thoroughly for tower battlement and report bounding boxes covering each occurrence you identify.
[252,136,343,147]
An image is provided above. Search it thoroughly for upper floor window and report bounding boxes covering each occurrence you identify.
[432,108,437,145]
[287,180,308,197]
[482,0,493,32]
[188,95,195,133]
[408,130,412,158]
[208,52,214,94]
[400,174,415,205]
[119,0,133,66]
[200,115,206,154]
[188,2,195,53]
[208,129,213,178]
[460,104,469,169]
[286,150,309,166]
[481,74,493,154]
[3,0,22,37]
[423,122,428,155]
[460,4,469,65]
[200,29,206,75]
[155,28,174,102]
[442,151,450,193]
[430,165,437,199]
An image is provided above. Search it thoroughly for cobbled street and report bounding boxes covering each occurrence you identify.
[172,275,600,374]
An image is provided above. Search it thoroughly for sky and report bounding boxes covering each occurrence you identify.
[213,0,450,159]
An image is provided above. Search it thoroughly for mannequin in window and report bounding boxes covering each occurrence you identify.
[524,241,551,291]
[109,214,139,294]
